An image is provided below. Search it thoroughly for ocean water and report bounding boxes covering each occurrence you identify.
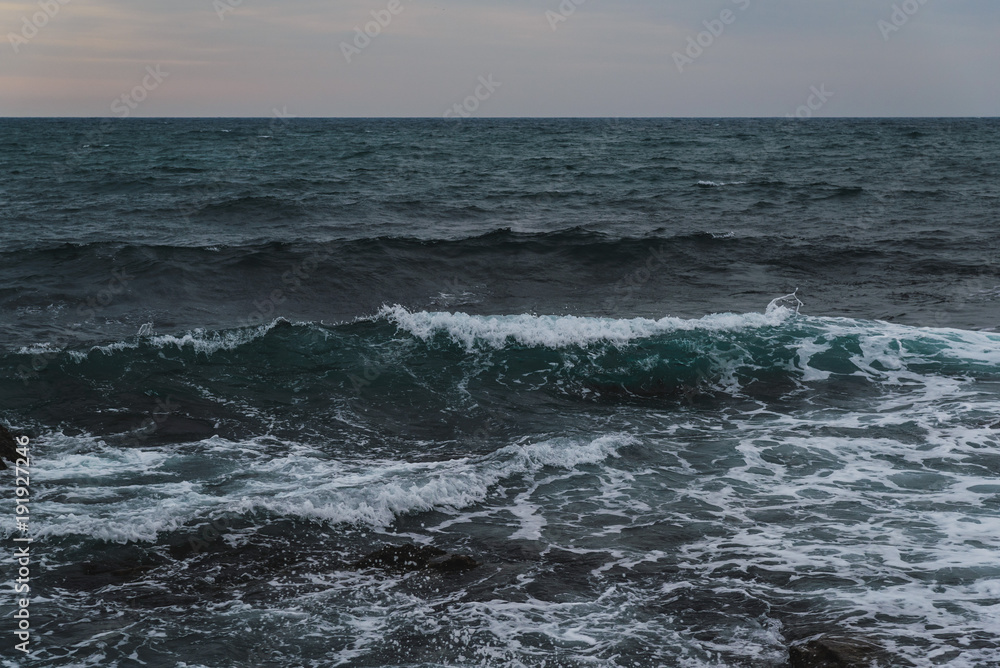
[1,118,1000,667]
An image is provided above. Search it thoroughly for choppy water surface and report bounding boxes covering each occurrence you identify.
[1,119,1000,667]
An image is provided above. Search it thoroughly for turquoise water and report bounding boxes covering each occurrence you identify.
[1,119,1000,666]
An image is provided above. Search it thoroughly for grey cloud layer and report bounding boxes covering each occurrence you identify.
[1,0,997,116]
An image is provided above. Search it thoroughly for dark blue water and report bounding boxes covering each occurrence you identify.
[1,118,1000,667]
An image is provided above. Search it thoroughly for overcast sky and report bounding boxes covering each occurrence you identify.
[2,0,998,117]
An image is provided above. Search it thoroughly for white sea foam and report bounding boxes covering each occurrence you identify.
[697,180,747,187]
[13,385,1000,665]
[282,572,788,667]
[64,318,289,361]
[376,306,1000,408]
[252,433,633,528]
[12,310,1000,665]
[16,341,62,355]
[19,432,635,542]
[378,305,794,350]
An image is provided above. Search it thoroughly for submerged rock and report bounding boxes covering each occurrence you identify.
[788,635,908,668]
[0,423,21,470]
[353,544,479,573]
[427,553,479,572]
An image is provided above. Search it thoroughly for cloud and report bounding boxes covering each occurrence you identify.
[1,0,998,116]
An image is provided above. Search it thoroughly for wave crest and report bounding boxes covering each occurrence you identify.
[377,305,793,350]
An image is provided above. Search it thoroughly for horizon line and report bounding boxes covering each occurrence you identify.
[2,115,999,120]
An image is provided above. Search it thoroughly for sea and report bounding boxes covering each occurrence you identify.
[1,118,999,667]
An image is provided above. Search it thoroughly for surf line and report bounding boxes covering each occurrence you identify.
[10,434,32,655]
